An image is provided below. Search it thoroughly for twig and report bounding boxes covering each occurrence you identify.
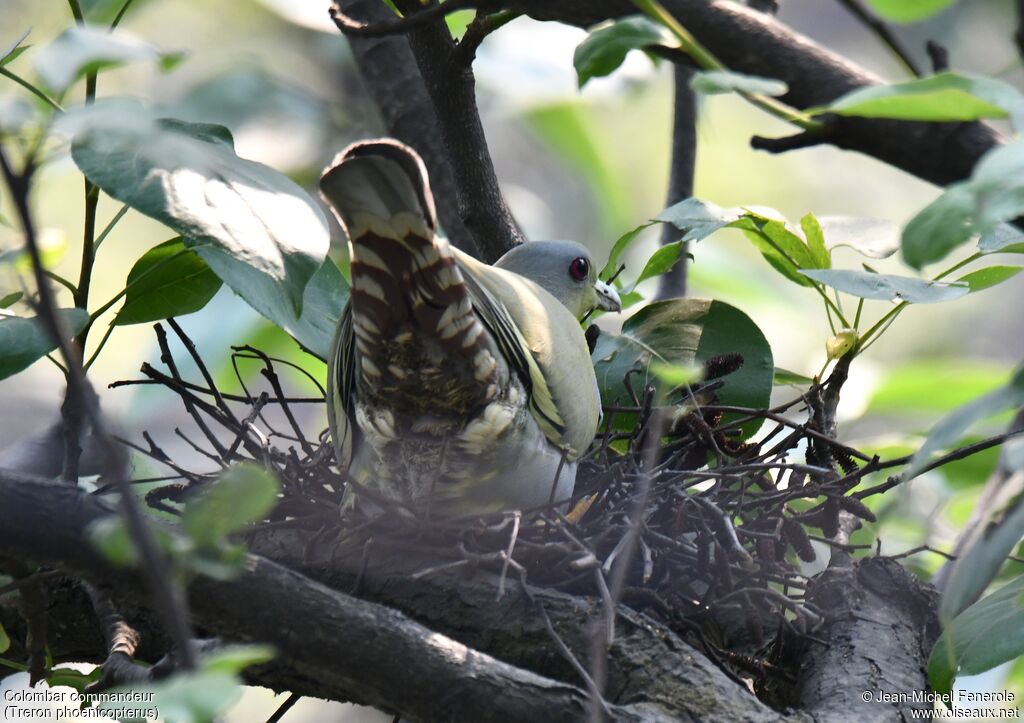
[835,0,924,77]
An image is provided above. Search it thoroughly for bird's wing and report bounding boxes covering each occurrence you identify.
[454,249,601,460]
[326,302,357,473]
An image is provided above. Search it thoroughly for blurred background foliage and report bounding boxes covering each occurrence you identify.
[1,0,1023,718]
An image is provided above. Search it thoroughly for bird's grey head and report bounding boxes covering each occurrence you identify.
[495,240,622,320]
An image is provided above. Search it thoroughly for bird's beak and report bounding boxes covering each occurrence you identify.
[594,280,622,312]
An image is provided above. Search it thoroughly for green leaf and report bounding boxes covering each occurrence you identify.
[80,0,155,24]
[744,219,816,287]
[773,367,814,386]
[67,105,329,333]
[183,464,279,549]
[33,25,180,92]
[200,644,274,675]
[0,309,88,380]
[957,265,1023,293]
[799,213,830,269]
[0,29,30,67]
[902,185,976,270]
[864,0,954,24]
[907,367,1024,480]
[690,70,787,97]
[602,221,654,278]
[100,671,242,723]
[0,622,8,654]
[593,298,773,438]
[929,574,1024,694]
[630,240,684,289]
[113,238,222,325]
[941,500,1024,622]
[800,269,968,303]
[818,72,1022,124]
[0,291,22,308]
[88,516,175,567]
[573,17,666,88]
[903,143,1024,268]
[46,666,101,693]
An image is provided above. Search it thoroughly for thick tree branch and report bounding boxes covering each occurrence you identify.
[799,558,940,721]
[0,471,785,722]
[332,0,484,259]
[333,0,524,262]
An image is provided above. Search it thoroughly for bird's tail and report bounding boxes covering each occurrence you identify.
[319,140,492,379]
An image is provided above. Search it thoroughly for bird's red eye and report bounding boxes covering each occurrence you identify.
[569,256,589,281]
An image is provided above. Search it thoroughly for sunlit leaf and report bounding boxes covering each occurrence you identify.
[67,104,330,336]
[0,309,87,380]
[573,17,666,88]
[690,70,787,97]
[593,298,773,438]
[744,220,816,287]
[656,197,745,242]
[0,291,22,308]
[649,360,703,387]
[957,265,1023,293]
[979,224,1024,254]
[183,464,280,549]
[114,238,222,325]
[33,25,180,92]
[800,269,968,303]
[929,574,1024,694]
[200,644,275,675]
[864,0,955,24]
[818,216,901,259]
[799,213,831,269]
[817,72,1021,124]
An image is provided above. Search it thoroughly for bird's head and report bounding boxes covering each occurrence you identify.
[495,240,622,320]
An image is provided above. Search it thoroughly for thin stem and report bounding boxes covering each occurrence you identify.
[44,270,78,296]
[110,0,137,29]
[853,297,864,329]
[93,204,129,252]
[632,0,824,131]
[67,0,85,22]
[84,322,115,371]
[836,0,923,77]
[0,68,65,112]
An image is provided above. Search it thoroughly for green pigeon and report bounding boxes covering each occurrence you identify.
[320,139,621,516]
